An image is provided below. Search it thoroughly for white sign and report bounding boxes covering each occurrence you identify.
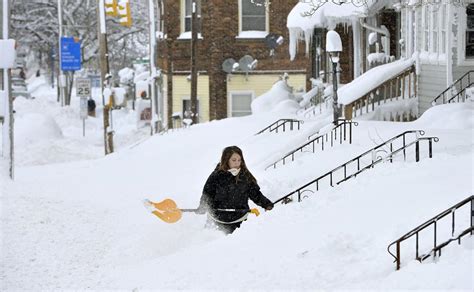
[80,97,88,119]
[76,78,91,98]
[0,39,16,69]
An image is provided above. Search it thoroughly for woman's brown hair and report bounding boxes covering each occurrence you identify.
[218,146,257,183]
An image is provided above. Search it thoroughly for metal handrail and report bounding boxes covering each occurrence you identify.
[432,70,473,105]
[265,119,358,170]
[273,130,438,205]
[387,195,474,270]
[255,119,304,135]
[446,82,474,104]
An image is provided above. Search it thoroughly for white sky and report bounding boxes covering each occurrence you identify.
[0,74,473,290]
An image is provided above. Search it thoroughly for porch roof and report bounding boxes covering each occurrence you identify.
[286,1,392,60]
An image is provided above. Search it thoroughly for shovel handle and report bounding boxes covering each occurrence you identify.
[181,208,260,216]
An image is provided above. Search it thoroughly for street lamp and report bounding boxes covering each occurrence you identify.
[325,30,342,125]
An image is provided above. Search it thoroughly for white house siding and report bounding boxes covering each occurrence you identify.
[418,64,447,113]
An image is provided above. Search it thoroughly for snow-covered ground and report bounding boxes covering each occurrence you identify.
[0,77,473,290]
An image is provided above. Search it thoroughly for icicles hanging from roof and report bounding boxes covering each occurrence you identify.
[287,2,369,60]
[289,27,316,61]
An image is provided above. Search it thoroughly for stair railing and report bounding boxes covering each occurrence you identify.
[445,83,474,103]
[273,130,438,205]
[387,195,474,270]
[344,65,416,119]
[255,119,304,135]
[265,119,358,170]
[432,70,473,105]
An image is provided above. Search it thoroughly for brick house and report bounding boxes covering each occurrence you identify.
[156,0,311,126]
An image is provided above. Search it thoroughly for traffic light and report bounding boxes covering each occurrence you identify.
[104,0,118,17]
[118,0,132,27]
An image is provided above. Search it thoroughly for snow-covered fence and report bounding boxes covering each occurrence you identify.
[387,195,474,271]
[431,70,473,106]
[343,65,416,121]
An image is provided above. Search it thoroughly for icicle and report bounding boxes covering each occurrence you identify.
[304,28,313,57]
[289,27,301,61]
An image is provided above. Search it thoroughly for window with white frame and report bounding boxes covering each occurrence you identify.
[423,6,430,52]
[230,92,253,117]
[182,98,200,120]
[239,0,267,35]
[440,4,446,54]
[183,0,201,33]
[466,4,474,58]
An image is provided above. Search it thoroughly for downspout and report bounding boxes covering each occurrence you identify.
[359,18,390,55]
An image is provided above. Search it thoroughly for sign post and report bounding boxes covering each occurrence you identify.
[76,78,91,137]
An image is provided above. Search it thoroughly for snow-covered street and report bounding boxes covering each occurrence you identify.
[1,77,473,290]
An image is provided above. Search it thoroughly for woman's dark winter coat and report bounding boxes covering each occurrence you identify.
[198,169,273,233]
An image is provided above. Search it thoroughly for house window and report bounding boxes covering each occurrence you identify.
[183,99,200,120]
[440,4,446,54]
[239,0,268,36]
[466,4,474,58]
[423,6,430,52]
[431,5,438,53]
[183,0,201,33]
[230,92,253,117]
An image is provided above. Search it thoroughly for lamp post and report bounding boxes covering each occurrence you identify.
[326,30,342,125]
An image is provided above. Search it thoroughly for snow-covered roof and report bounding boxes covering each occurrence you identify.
[338,58,414,105]
[287,2,368,32]
[286,1,383,60]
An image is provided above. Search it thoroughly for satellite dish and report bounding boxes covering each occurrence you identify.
[265,33,280,50]
[222,58,238,73]
[265,33,284,56]
[238,55,254,73]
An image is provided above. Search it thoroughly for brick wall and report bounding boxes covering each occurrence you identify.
[158,0,310,122]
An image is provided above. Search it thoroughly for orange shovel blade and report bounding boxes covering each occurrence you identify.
[149,198,182,223]
[151,209,182,223]
[152,198,178,211]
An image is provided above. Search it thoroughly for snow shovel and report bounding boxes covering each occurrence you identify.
[144,198,260,224]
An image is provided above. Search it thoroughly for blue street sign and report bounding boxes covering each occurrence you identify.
[60,37,81,71]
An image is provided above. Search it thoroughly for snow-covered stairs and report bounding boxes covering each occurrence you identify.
[272,130,439,204]
[387,195,474,270]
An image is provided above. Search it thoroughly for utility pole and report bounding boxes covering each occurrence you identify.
[148,0,160,134]
[190,0,198,124]
[57,0,66,106]
[1,0,14,179]
[97,0,114,154]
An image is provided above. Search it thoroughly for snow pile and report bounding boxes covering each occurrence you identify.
[26,75,50,94]
[367,52,392,65]
[15,112,63,145]
[118,67,134,84]
[1,75,473,290]
[466,87,474,101]
[113,87,127,106]
[417,102,474,130]
[338,58,414,105]
[251,80,300,114]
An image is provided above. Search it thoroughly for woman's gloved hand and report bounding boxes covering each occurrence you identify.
[195,206,206,214]
[265,204,274,211]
